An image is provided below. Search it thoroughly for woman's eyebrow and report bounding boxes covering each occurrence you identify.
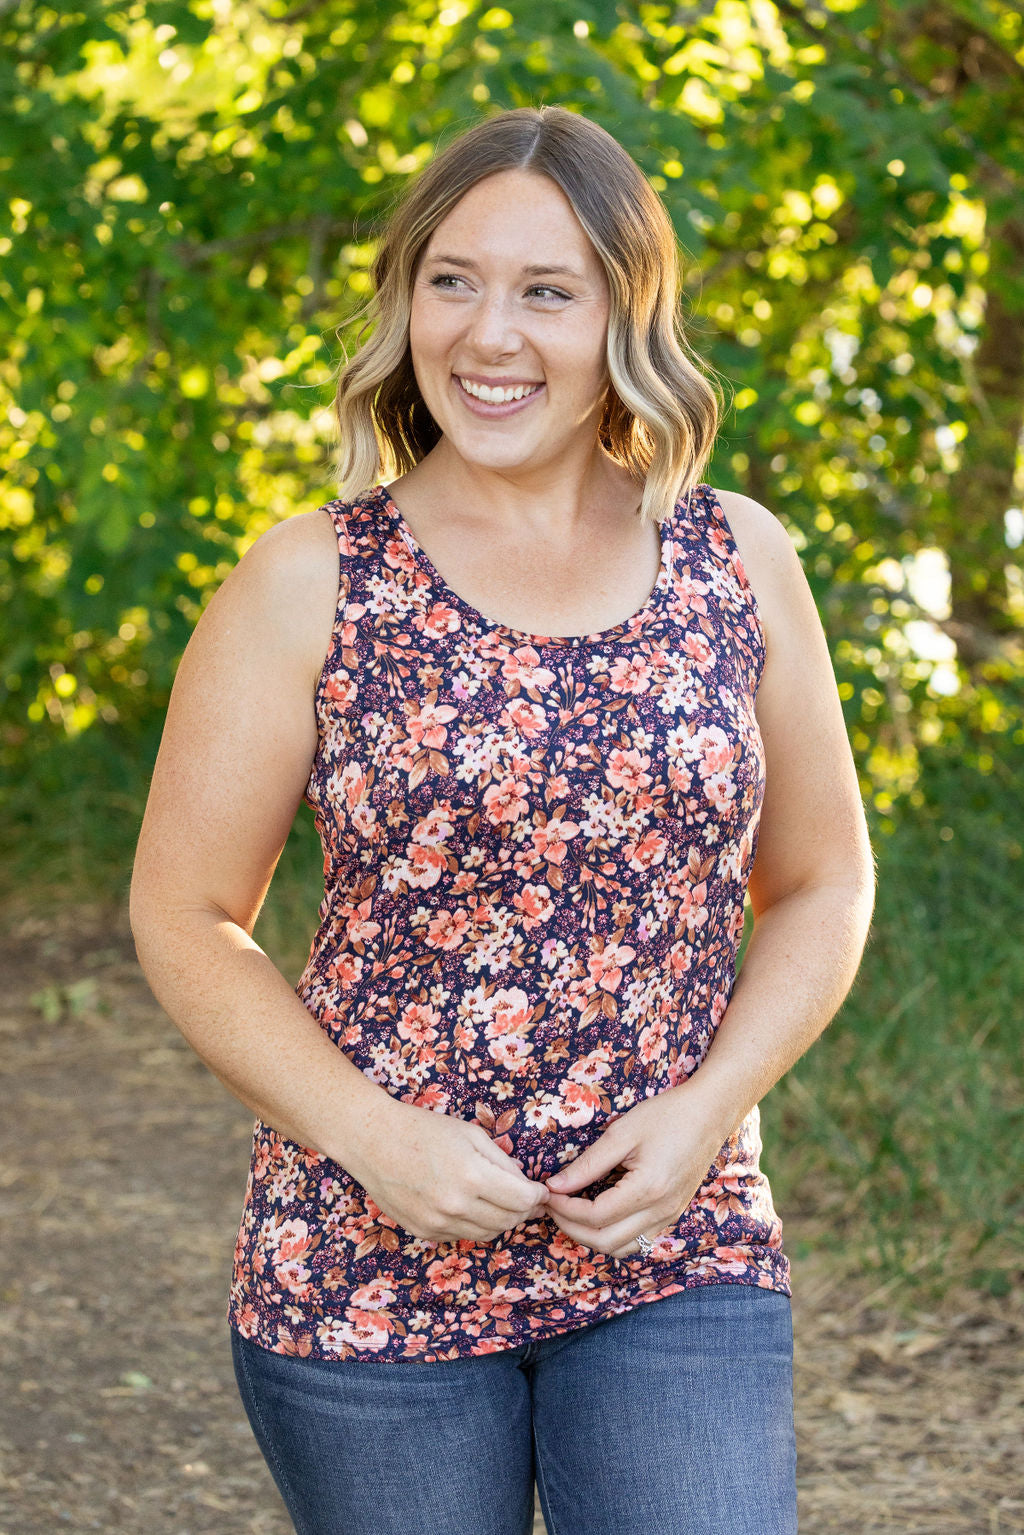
[423,252,585,279]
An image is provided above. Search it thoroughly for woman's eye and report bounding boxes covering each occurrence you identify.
[426,274,570,303]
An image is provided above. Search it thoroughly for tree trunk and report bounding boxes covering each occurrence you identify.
[945,214,1024,651]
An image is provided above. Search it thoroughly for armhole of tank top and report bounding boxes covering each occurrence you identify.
[697,483,767,664]
[310,500,354,720]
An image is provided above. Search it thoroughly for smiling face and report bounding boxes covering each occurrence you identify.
[408,168,612,481]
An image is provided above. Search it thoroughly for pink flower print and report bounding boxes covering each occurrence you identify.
[426,909,470,950]
[523,1095,558,1131]
[638,1019,668,1064]
[677,881,709,932]
[400,1334,435,1357]
[351,801,377,839]
[711,1248,757,1276]
[273,1219,312,1262]
[483,776,529,825]
[454,1020,477,1051]
[703,772,737,811]
[345,899,381,943]
[350,1280,397,1310]
[329,952,363,989]
[335,1310,396,1351]
[587,940,636,993]
[407,843,448,888]
[483,987,534,1036]
[410,1082,450,1112]
[683,630,714,667]
[234,1304,260,1338]
[426,1252,473,1293]
[667,757,693,794]
[411,806,455,846]
[625,830,667,872]
[472,1284,527,1316]
[423,601,460,637]
[606,748,652,793]
[383,535,417,573]
[572,1285,610,1309]
[398,1002,440,1045]
[488,1033,533,1074]
[677,569,710,609]
[554,1079,602,1125]
[567,1047,613,1084]
[405,696,458,750]
[337,604,364,643]
[692,725,733,778]
[513,883,554,929]
[608,655,652,694]
[502,699,548,738]
[339,762,368,810]
[274,1260,312,1295]
[531,817,580,863]
[549,1227,590,1263]
[500,646,556,692]
[323,671,357,708]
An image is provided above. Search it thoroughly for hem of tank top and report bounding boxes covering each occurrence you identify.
[227,1266,793,1359]
[229,1253,793,1329]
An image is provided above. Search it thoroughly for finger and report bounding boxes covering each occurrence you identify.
[440,1192,550,1243]
[470,1129,550,1200]
[544,1128,626,1195]
[465,1156,551,1217]
[543,1175,646,1231]
[547,1207,662,1259]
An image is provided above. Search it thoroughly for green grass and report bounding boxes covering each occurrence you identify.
[4,736,1021,1301]
[759,752,1023,1301]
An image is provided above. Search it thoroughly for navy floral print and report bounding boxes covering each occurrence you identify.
[229,482,790,1361]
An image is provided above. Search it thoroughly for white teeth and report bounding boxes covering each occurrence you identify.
[458,377,540,404]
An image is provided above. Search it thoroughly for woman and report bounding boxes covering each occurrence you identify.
[130,106,874,1535]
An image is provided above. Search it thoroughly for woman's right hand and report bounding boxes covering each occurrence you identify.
[346,1094,550,1245]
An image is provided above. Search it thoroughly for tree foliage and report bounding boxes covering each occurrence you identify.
[2,0,1022,839]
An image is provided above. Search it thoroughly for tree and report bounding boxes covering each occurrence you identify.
[2,0,1021,838]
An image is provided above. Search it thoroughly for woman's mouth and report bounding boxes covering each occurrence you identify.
[454,375,545,417]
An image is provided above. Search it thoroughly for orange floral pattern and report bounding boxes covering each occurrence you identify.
[229,483,790,1361]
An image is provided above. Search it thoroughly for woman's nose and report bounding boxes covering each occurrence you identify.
[465,293,521,357]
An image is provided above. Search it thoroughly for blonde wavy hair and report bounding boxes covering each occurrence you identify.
[334,105,721,524]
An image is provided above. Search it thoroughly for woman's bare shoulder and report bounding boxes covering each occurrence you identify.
[706,485,806,613]
[209,506,343,689]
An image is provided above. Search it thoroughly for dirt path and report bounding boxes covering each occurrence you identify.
[2,902,1021,1534]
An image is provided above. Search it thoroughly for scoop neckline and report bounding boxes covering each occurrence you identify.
[372,482,680,649]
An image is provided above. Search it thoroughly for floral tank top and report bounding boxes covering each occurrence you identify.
[228,481,790,1362]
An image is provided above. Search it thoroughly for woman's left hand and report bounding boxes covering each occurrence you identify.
[540,1083,734,1259]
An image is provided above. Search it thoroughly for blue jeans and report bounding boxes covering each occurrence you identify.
[231,1284,797,1535]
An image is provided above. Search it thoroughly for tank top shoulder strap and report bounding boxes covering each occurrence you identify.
[317,487,392,596]
[678,483,762,621]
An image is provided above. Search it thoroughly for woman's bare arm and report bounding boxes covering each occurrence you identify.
[129,510,391,1171]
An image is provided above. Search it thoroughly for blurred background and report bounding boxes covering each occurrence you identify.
[2,0,1021,1311]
